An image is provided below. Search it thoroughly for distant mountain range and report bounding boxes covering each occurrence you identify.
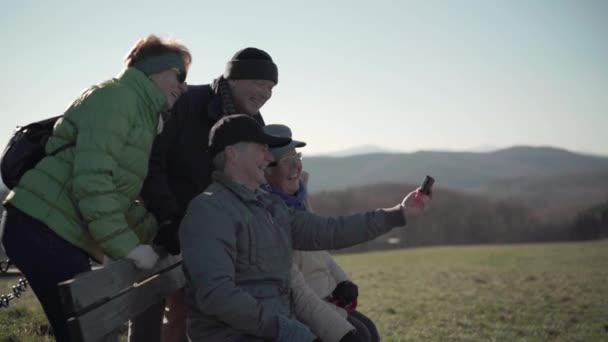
[313,144,504,156]
[304,146,608,193]
[2,146,607,197]
[315,145,401,157]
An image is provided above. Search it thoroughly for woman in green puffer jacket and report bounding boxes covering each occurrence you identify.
[1,34,191,342]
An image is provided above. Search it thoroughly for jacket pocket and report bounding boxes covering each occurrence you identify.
[239,281,290,317]
[241,283,282,299]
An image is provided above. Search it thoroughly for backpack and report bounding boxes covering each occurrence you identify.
[1,115,73,189]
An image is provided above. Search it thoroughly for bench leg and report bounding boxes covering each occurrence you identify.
[128,300,164,342]
[162,288,188,342]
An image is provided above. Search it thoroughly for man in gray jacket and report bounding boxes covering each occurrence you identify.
[179,114,429,341]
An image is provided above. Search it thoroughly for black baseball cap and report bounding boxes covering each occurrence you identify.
[208,114,291,158]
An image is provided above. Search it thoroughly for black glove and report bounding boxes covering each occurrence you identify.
[339,331,364,342]
[332,280,358,307]
[153,220,181,255]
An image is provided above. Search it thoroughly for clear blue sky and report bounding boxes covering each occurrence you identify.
[1,0,607,156]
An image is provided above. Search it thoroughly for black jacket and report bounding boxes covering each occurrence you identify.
[140,83,264,223]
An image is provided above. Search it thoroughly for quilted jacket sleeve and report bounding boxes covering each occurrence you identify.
[71,86,140,258]
[290,205,406,251]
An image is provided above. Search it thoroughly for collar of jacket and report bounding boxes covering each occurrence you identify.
[211,171,272,205]
[117,67,167,116]
[206,78,226,122]
[206,78,266,125]
[207,91,223,122]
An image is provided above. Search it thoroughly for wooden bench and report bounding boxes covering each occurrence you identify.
[58,255,184,342]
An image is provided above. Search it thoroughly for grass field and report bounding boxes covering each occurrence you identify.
[1,240,607,341]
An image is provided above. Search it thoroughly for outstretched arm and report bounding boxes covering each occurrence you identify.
[290,189,428,251]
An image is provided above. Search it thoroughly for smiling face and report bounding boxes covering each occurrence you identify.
[148,68,187,110]
[266,148,303,195]
[229,79,276,115]
[229,142,275,190]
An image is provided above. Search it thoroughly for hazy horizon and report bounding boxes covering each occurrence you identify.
[308,143,608,158]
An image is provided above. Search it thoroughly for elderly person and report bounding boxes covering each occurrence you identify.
[142,47,278,255]
[180,114,429,341]
[139,47,278,342]
[1,34,190,342]
[264,124,379,342]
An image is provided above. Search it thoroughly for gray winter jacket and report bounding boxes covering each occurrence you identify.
[180,171,405,341]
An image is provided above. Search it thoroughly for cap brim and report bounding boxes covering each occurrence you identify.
[279,140,306,151]
[292,140,306,148]
[259,133,291,148]
[270,140,307,160]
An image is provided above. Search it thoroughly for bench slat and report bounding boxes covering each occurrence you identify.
[65,263,184,342]
[59,256,174,316]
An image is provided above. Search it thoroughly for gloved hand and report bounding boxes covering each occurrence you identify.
[339,330,365,342]
[126,245,159,270]
[343,298,358,312]
[277,315,314,342]
[153,219,181,255]
[331,280,359,307]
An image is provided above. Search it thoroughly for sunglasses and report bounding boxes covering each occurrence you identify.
[268,152,303,168]
[171,67,187,83]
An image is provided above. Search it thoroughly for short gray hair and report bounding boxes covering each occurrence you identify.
[212,151,226,171]
[213,142,251,171]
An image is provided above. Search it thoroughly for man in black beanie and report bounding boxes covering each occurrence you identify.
[143,47,278,245]
[222,47,278,115]
[128,48,279,342]
[144,46,279,258]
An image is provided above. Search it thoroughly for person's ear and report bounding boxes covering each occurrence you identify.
[224,145,238,163]
[227,79,238,91]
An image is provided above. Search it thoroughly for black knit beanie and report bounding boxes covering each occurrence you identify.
[223,47,278,84]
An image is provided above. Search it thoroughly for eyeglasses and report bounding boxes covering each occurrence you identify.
[269,152,302,168]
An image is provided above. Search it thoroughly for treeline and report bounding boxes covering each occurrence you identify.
[569,200,608,240]
[1,183,605,254]
[309,183,607,253]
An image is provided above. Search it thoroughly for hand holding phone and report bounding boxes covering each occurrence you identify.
[402,175,434,219]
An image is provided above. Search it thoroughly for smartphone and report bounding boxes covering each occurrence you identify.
[420,175,435,195]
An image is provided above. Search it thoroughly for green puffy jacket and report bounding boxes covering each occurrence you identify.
[5,67,165,262]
